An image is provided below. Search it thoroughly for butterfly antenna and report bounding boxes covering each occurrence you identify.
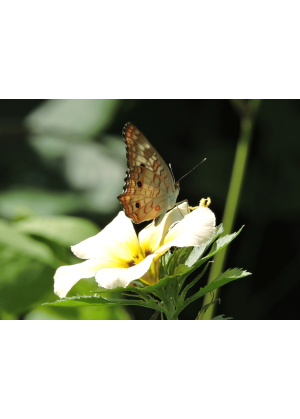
[177,158,207,183]
[169,163,176,181]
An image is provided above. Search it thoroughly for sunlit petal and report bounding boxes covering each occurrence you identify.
[54,259,104,298]
[95,254,156,289]
[154,206,216,257]
[71,212,141,264]
[139,202,189,254]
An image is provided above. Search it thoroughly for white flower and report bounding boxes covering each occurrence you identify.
[54,201,216,298]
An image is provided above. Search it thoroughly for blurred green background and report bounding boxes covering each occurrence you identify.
[0,99,299,320]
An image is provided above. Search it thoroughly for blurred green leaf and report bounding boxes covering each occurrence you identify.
[0,218,56,267]
[25,100,127,217]
[24,304,131,320]
[0,188,83,219]
[0,308,18,320]
[64,142,125,213]
[26,99,121,137]
[0,245,54,315]
[14,215,100,246]
[212,314,233,320]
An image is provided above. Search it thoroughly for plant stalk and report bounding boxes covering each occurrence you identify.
[201,99,261,320]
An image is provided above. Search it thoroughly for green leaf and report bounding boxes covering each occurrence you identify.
[0,188,83,219]
[196,298,221,320]
[0,308,17,320]
[165,250,179,276]
[45,293,161,311]
[181,226,245,282]
[0,218,56,267]
[159,250,172,278]
[44,227,248,318]
[176,247,194,265]
[14,216,100,246]
[212,314,233,320]
[0,245,54,315]
[187,268,251,303]
[184,244,208,268]
[174,264,191,276]
[161,250,172,267]
[94,285,145,295]
[185,224,224,267]
[24,304,132,320]
[209,227,244,257]
[181,262,211,301]
[94,275,177,296]
[26,99,121,137]
[45,295,125,307]
[173,267,250,317]
[138,275,175,293]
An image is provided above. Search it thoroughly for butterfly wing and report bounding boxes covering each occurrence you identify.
[118,123,178,224]
[118,166,169,223]
[122,122,175,193]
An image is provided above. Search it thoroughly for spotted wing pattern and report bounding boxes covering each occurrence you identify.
[122,122,174,192]
[118,123,177,224]
[118,166,169,223]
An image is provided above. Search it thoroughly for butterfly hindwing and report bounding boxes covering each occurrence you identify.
[119,194,168,224]
[118,166,168,223]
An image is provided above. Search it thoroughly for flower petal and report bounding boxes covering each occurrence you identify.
[95,254,156,289]
[54,259,104,298]
[154,206,216,257]
[71,212,141,266]
[139,202,189,255]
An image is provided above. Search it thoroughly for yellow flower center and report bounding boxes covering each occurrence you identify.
[126,253,145,268]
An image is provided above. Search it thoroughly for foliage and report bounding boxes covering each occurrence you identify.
[0,214,130,319]
[2,99,297,319]
[45,224,251,320]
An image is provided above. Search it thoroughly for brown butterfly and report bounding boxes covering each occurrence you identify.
[117,122,180,225]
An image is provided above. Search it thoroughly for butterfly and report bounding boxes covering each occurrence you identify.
[117,122,180,225]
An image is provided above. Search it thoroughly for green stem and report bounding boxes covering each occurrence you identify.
[155,289,178,320]
[173,280,180,311]
[181,261,211,301]
[201,99,261,320]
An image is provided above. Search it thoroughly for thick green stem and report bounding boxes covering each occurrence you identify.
[155,290,178,320]
[201,100,261,320]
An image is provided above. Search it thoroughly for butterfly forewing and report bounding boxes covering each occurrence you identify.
[118,123,179,224]
[122,123,175,189]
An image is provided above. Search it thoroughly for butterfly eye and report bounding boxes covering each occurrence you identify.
[135,203,140,208]
[137,181,142,187]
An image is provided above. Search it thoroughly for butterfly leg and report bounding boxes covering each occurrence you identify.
[155,198,210,226]
[169,199,190,219]
[169,199,189,210]
[154,200,189,226]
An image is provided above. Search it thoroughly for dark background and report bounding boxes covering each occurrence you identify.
[0,99,299,320]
